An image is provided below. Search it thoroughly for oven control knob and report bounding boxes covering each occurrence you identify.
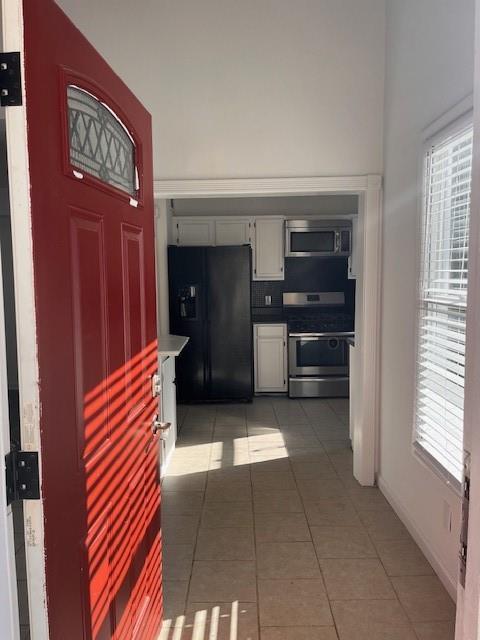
[328,338,339,349]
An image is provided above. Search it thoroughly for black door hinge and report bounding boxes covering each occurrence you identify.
[5,450,40,505]
[0,52,22,107]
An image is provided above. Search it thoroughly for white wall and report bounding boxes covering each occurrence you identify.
[380,0,475,595]
[57,0,385,181]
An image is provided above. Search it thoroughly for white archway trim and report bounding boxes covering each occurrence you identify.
[154,175,374,199]
[154,174,383,486]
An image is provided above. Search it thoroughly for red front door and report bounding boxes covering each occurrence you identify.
[21,1,162,637]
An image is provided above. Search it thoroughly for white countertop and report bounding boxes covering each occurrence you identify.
[158,334,189,357]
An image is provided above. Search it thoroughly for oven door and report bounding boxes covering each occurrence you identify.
[289,334,350,376]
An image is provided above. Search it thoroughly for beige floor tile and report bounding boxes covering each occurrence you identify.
[321,440,352,452]
[213,425,248,438]
[166,460,211,475]
[177,435,214,447]
[256,541,321,579]
[359,509,410,542]
[311,526,377,558]
[215,413,247,427]
[205,480,252,503]
[201,502,254,528]
[163,580,189,620]
[195,527,255,560]
[304,498,362,527]
[375,539,434,576]
[320,558,395,600]
[164,602,259,640]
[189,560,257,602]
[391,576,456,622]
[255,512,311,542]
[291,460,337,479]
[161,492,204,516]
[209,454,252,470]
[313,426,350,441]
[279,434,322,449]
[248,445,290,461]
[210,446,251,469]
[163,544,194,581]
[327,450,353,472]
[251,471,297,492]
[258,579,332,627]
[296,477,347,500]
[331,599,416,640]
[346,486,390,510]
[163,473,207,493]
[248,433,286,445]
[281,447,327,463]
[170,443,212,461]
[253,490,303,514]
[413,621,456,639]
[163,514,200,545]
[260,628,338,640]
[208,465,251,483]
[250,458,292,474]
[247,424,283,436]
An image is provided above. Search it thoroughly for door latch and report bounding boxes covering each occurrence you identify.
[0,52,22,107]
[5,450,40,505]
[151,416,171,437]
[459,452,470,588]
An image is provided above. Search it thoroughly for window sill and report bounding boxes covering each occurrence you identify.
[412,443,462,498]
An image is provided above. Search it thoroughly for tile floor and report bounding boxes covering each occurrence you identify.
[159,397,456,640]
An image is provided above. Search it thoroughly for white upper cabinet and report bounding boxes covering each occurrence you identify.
[172,217,214,246]
[215,218,252,245]
[253,217,285,280]
[171,215,286,281]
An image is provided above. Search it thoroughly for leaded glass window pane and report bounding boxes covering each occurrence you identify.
[67,85,136,196]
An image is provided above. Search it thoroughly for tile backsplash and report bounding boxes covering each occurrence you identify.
[251,281,284,308]
[252,257,355,312]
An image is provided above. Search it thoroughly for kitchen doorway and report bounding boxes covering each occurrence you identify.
[154,174,382,487]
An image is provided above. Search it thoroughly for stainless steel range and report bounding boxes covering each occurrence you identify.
[283,292,354,398]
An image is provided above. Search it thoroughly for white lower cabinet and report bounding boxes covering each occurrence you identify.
[254,323,288,393]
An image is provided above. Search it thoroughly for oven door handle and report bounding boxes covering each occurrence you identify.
[289,333,354,339]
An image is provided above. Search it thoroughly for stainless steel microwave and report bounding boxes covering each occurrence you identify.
[285,219,352,257]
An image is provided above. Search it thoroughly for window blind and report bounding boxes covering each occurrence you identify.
[414,122,473,485]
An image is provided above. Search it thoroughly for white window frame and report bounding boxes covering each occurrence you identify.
[412,101,474,494]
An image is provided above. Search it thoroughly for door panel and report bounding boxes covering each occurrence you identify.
[19,0,162,637]
[70,211,109,466]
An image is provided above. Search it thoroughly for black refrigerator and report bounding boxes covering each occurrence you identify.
[168,245,253,403]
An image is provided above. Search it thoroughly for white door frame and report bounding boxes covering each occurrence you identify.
[2,1,49,638]
[455,1,480,636]
[154,174,383,486]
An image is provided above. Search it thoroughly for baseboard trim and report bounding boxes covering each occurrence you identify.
[377,474,458,601]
